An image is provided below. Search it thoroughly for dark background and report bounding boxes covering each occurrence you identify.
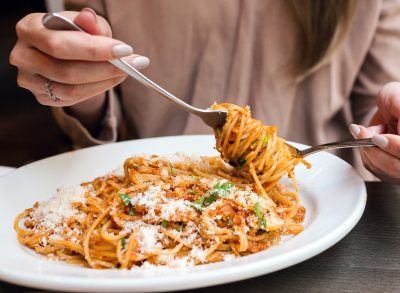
[1,0,69,167]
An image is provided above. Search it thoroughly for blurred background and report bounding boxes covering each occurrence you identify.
[0,0,70,167]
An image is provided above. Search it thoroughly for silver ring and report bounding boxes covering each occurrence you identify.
[45,80,60,102]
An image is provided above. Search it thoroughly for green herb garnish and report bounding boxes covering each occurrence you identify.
[192,181,235,210]
[237,157,247,167]
[192,175,200,180]
[161,220,168,228]
[215,181,234,190]
[128,206,136,216]
[253,202,267,229]
[216,127,221,136]
[193,196,205,206]
[203,193,217,207]
[262,135,269,147]
[169,163,176,174]
[121,237,126,249]
[118,193,131,206]
[188,189,198,195]
[176,225,183,231]
[251,140,259,146]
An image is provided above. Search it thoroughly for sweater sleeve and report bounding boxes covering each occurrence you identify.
[52,89,122,148]
[351,0,400,126]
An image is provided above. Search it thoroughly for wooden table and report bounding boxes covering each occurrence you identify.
[1,182,399,293]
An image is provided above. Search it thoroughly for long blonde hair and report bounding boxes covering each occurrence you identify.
[288,0,358,77]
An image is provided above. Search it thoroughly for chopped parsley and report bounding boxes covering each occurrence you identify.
[188,189,197,195]
[161,220,168,228]
[251,140,259,146]
[237,157,247,168]
[192,181,235,210]
[253,202,267,229]
[214,181,234,190]
[121,237,126,249]
[262,135,269,147]
[176,225,183,231]
[118,193,131,206]
[203,193,217,207]
[193,196,205,207]
[192,175,200,180]
[216,127,221,136]
[169,163,177,174]
[128,206,136,216]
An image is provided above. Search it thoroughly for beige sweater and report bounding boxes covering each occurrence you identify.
[53,0,400,179]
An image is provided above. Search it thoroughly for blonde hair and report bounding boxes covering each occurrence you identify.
[288,0,358,78]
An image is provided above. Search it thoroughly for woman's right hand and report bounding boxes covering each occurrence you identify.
[9,8,150,107]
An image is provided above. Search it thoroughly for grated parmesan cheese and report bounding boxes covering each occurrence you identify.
[30,185,89,230]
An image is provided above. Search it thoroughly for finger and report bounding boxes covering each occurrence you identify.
[349,124,374,139]
[38,75,127,107]
[73,8,102,35]
[16,70,48,94]
[368,111,385,127]
[361,146,400,182]
[367,124,386,135]
[377,82,400,133]
[49,11,112,37]
[17,13,133,61]
[14,44,129,84]
[12,40,149,84]
[371,134,400,158]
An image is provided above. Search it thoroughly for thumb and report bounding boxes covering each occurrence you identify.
[73,8,105,36]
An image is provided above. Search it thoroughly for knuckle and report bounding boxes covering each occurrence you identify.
[15,13,38,37]
[9,49,18,66]
[16,71,28,88]
[15,18,27,38]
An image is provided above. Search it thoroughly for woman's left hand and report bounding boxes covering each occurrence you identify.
[350,82,400,184]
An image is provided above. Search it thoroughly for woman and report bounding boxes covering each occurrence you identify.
[9,0,400,183]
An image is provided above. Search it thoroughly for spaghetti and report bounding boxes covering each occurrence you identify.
[14,104,309,269]
[211,103,310,194]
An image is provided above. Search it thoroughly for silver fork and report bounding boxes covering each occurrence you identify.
[286,138,375,157]
[41,13,377,157]
[42,13,227,128]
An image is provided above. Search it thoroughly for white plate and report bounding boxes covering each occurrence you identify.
[0,135,366,292]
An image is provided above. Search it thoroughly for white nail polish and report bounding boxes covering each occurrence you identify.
[132,56,150,69]
[372,135,388,149]
[349,124,360,138]
[111,44,133,58]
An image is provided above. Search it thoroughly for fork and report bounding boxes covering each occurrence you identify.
[42,13,377,157]
[41,13,227,128]
[286,138,375,157]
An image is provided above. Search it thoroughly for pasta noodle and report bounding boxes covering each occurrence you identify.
[14,103,309,269]
[211,103,310,193]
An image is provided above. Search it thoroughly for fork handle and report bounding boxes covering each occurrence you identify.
[41,13,201,115]
[300,138,375,157]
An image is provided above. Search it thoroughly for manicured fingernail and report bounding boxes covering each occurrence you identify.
[111,44,133,58]
[349,124,360,138]
[131,56,150,69]
[82,7,97,22]
[372,135,388,149]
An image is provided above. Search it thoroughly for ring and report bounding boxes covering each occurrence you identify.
[45,80,60,102]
